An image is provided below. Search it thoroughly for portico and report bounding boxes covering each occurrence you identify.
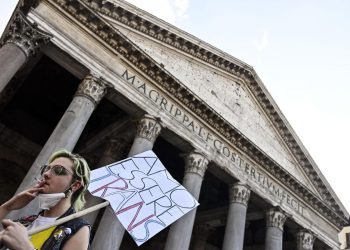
[0,1,347,249]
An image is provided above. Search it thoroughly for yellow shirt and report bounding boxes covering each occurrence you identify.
[27,215,58,250]
[30,226,57,250]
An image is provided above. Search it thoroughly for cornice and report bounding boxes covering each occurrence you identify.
[86,0,344,216]
[47,0,348,228]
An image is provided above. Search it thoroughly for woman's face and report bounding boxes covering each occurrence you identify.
[41,157,75,194]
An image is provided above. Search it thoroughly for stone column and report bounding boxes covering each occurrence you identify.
[165,151,209,250]
[222,182,251,250]
[297,230,315,250]
[91,114,162,250]
[265,207,288,250]
[0,12,51,93]
[11,74,106,218]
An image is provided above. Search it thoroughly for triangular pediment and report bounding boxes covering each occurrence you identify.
[44,0,348,227]
[112,24,317,192]
[92,3,317,193]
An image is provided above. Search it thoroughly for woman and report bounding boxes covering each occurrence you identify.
[0,149,91,250]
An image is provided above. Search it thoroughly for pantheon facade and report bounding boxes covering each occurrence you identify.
[0,0,348,249]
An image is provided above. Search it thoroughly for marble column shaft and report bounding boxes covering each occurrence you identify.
[0,12,51,93]
[165,151,209,250]
[265,207,288,250]
[222,182,251,250]
[91,115,162,250]
[297,230,315,250]
[11,75,106,218]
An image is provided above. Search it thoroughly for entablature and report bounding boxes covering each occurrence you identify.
[26,0,348,229]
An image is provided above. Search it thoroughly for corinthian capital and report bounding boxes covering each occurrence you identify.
[184,151,209,178]
[75,74,107,106]
[297,230,315,250]
[229,182,250,206]
[135,114,162,143]
[3,11,51,58]
[266,207,288,231]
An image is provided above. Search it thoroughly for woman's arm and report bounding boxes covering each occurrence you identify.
[62,226,90,250]
[0,186,44,220]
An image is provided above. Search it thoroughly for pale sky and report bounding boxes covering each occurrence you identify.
[1,1,350,213]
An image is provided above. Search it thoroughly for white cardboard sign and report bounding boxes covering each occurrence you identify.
[88,150,199,245]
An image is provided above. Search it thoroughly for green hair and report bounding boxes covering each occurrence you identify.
[48,149,90,211]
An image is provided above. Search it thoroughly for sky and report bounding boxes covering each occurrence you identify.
[1,1,350,212]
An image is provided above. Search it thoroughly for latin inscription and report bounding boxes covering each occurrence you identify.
[121,69,305,216]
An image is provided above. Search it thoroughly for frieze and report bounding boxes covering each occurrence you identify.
[135,114,162,143]
[3,11,51,58]
[229,182,250,206]
[46,0,347,227]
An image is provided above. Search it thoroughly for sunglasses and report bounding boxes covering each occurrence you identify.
[40,164,74,176]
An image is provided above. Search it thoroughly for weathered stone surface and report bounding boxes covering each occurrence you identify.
[222,183,251,250]
[26,2,345,248]
[165,151,209,250]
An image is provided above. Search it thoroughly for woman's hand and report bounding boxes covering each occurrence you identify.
[0,219,34,250]
[0,184,44,220]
